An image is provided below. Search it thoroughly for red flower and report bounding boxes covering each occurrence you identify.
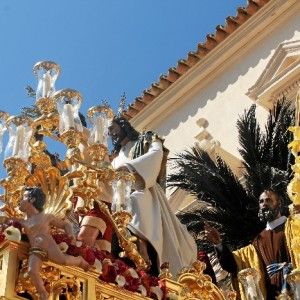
[80,247,96,265]
[66,244,81,257]
[101,260,117,283]
[140,273,152,296]
[124,277,140,292]
[114,259,129,274]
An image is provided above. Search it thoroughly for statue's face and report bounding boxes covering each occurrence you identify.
[108,122,127,148]
[18,190,31,212]
[258,191,282,223]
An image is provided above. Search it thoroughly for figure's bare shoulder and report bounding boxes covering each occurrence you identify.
[46,214,66,228]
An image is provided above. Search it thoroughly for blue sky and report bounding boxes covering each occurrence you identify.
[0,0,247,183]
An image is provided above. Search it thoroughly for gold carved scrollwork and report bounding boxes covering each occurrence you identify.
[165,261,226,300]
[52,276,82,299]
[94,199,148,271]
[16,259,82,300]
[2,157,30,189]
[32,112,60,141]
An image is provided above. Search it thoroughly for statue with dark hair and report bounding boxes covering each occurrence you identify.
[110,117,140,152]
[24,187,46,212]
[1,187,89,300]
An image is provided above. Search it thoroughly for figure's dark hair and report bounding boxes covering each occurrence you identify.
[25,187,46,212]
[113,117,140,140]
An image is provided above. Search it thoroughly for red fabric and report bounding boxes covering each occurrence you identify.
[86,202,114,244]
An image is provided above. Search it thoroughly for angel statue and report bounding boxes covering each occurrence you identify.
[1,186,90,300]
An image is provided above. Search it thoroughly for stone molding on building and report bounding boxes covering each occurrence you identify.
[247,39,300,108]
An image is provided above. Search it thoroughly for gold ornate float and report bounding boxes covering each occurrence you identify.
[0,61,225,300]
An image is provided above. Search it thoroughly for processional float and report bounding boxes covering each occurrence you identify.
[0,61,225,300]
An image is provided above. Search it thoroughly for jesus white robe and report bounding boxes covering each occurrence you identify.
[112,139,197,277]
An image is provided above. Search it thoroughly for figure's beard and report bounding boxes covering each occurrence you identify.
[258,206,281,223]
[111,128,127,149]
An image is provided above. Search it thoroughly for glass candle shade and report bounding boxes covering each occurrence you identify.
[0,110,9,154]
[33,61,60,100]
[237,268,264,300]
[4,115,33,161]
[87,106,114,146]
[111,172,135,213]
[53,89,83,134]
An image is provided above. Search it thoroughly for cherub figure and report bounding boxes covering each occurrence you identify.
[2,187,89,300]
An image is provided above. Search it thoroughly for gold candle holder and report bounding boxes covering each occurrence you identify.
[60,130,83,160]
[87,143,108,165]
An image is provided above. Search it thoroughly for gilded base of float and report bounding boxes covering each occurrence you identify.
[0,240,226,300]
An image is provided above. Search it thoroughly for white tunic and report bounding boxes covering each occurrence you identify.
[112,139,197,277]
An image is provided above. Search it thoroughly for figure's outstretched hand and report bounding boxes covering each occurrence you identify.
[204,221,222,245]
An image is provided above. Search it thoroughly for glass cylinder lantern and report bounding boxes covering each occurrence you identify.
[33,61,60,100]
[111,172,135,213]
[0,110,9,154]
[237,268,264,300]
[53,89,83,134]
[4,115,33,161]
[87,106,114,147]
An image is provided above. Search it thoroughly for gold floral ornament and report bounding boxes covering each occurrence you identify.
[165,261,226,300]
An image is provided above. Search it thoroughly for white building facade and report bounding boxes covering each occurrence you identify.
[125,0,300,210]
